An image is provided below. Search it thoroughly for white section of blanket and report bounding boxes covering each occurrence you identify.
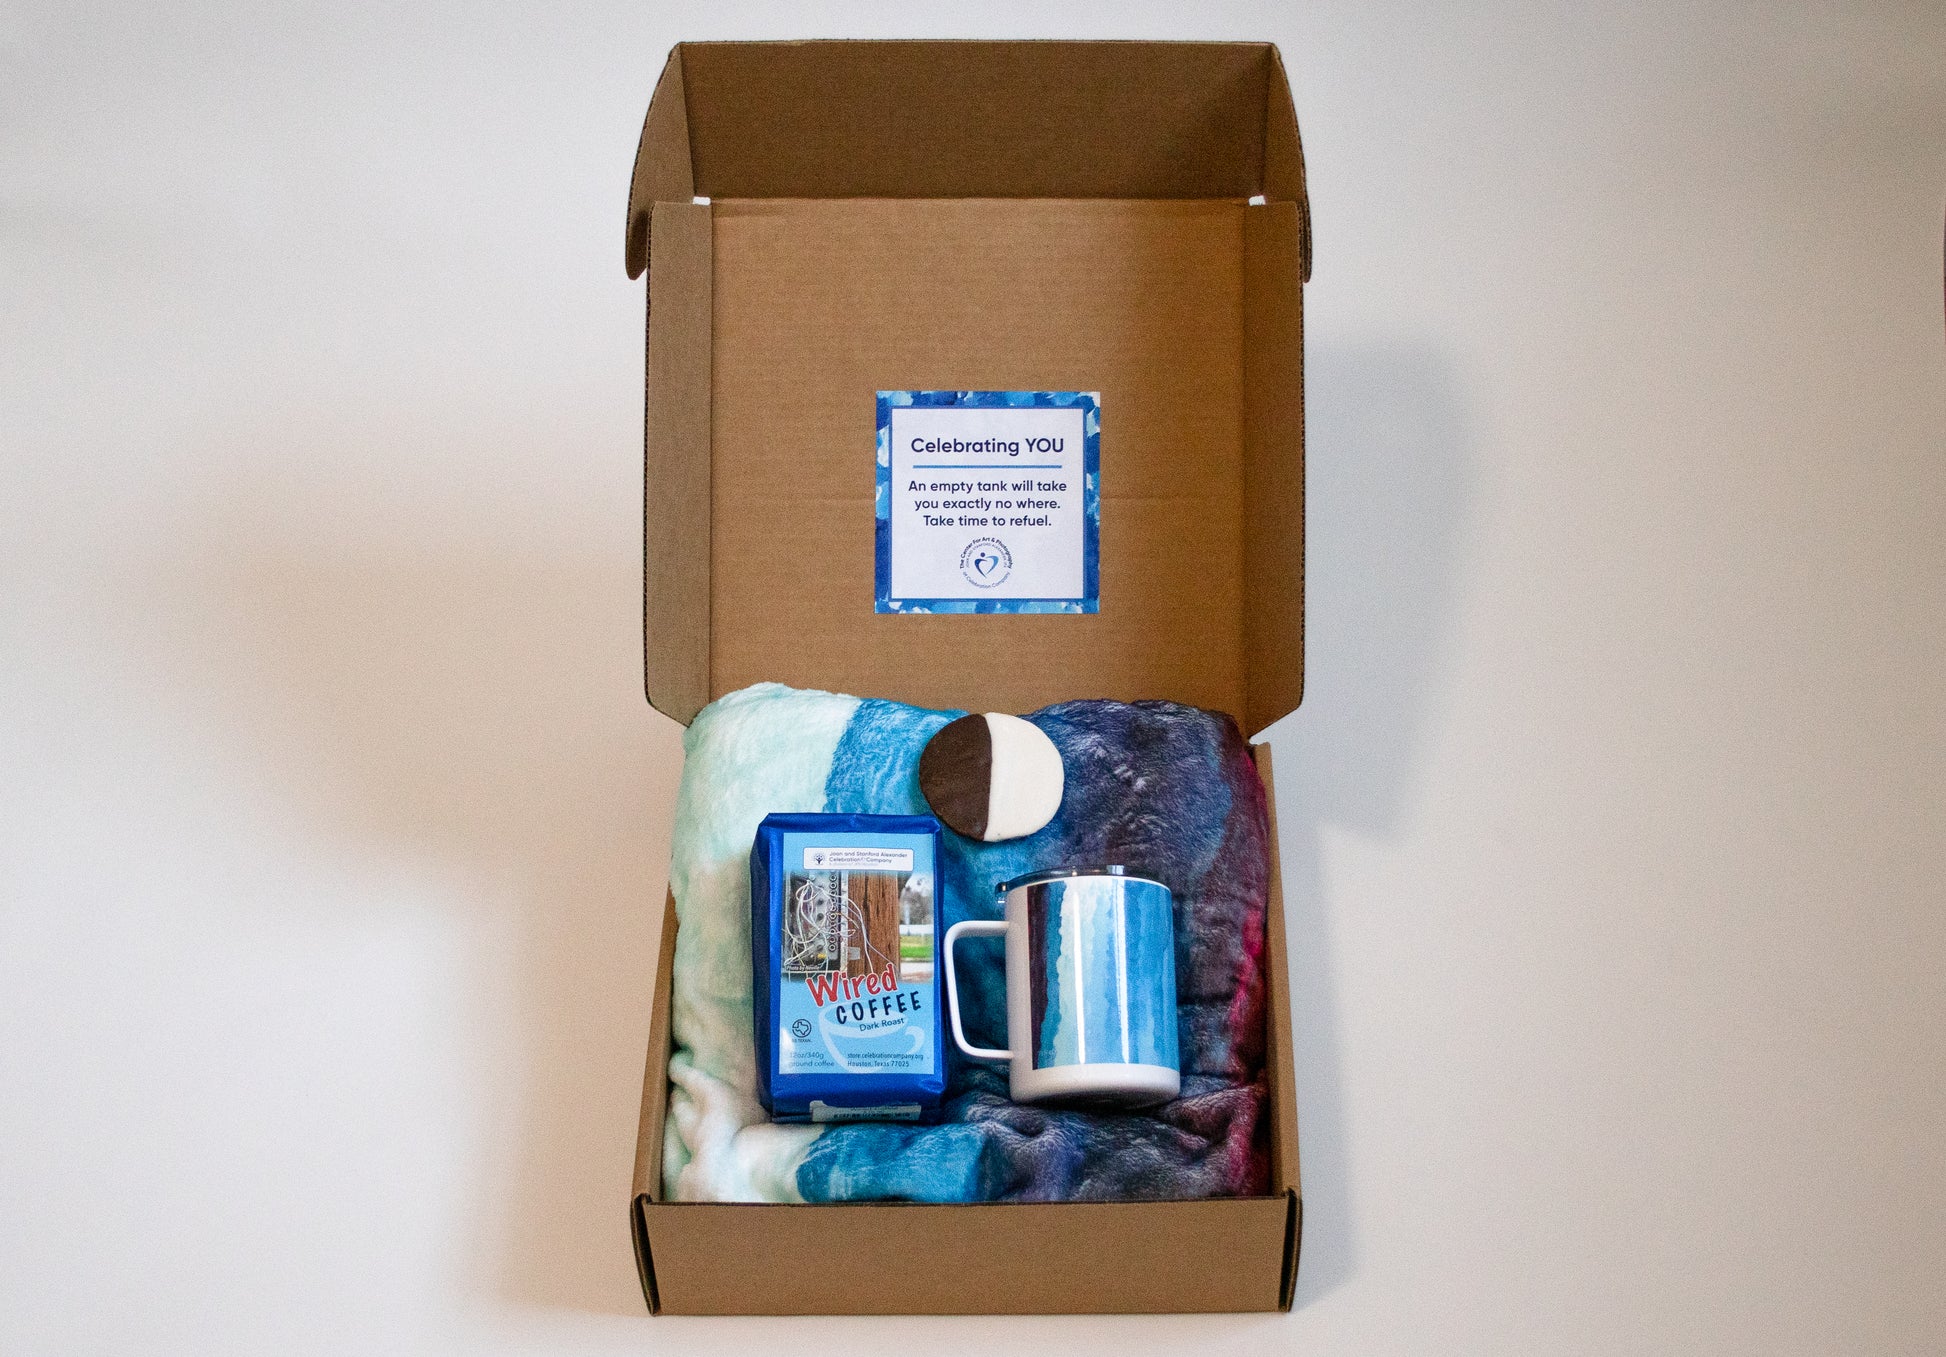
[660,683,861,1202]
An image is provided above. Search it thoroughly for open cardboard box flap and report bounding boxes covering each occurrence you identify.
[626,40,1311,281]
[625,39,1308,1314]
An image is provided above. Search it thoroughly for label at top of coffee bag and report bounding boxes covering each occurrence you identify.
[875,391,1099,614]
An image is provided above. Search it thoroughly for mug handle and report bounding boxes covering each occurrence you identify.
[942,919,1012,1061]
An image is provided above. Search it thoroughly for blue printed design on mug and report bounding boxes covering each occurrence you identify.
[1025,875,1178,1071]
[1122,884,1178,1069]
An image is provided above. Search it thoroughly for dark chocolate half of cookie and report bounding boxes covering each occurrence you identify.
[918,713,992,840]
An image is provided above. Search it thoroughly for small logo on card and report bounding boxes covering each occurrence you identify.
[958,537,1013,589]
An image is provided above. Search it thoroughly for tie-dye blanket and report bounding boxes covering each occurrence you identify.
[661,682,1271,1203]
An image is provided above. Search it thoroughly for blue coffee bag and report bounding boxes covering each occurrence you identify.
[749,813,947,1122]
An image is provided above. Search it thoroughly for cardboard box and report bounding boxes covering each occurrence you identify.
[625,39,1310,1315]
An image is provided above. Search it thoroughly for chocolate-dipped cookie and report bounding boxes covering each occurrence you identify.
[918,712,1065,842]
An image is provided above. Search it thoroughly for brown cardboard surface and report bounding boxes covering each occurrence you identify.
[683,41,1271,200]
[630,761,1300,1315]
[1243,204,1308,733]
[630,39,1309,731]
[625,41,1312,280]
[630,893,677,1206]
[625,49,694,279]
[643,202,712,718]
[1261,46,1313,282]
[1256,743,1304,1308]
[625,38,1309,1316]
[640,1196,1291,1315]
[709,196,1251,719]
[1255,744,1302,1200]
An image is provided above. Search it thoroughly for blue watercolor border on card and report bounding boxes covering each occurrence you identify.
[874,390,1101,614]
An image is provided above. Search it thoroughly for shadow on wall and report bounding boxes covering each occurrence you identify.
[180,506,678,1318]
[1268,341,1475,1306]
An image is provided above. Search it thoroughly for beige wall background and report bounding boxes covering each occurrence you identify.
[3,2,1941,1352]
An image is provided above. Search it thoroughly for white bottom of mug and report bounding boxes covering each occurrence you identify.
[1011,1061,1180,1107]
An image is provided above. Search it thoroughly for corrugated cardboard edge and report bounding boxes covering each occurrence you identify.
[1261,45,1312,282]
[626,48,694,281]
[631,893,678,1313]
[629,39,1310,732]
[638,1196,1288,1314]
[624,36,1308,1315]
[642,202,712,721]
[628,41,1311,285]
[1254,741,1303,1308]
[629,755,1301,1315]
[1242,203,1306,734]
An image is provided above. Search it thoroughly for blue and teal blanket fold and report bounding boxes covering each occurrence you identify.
[663,683,1271,1203]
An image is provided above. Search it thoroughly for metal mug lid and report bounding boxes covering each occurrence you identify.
[996,864,1171,895]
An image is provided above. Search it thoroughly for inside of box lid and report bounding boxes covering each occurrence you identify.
[627,40,1310,281]
[683,40,1276,199]
[642,195,1302,732]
